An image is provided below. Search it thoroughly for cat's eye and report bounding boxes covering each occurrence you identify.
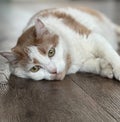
[30,65,40,73]
[48,47,55,57]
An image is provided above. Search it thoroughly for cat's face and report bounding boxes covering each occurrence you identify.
[0,19,71,80]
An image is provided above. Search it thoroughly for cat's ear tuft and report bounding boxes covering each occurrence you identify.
[35,18,47,38]
[0,52,17,62]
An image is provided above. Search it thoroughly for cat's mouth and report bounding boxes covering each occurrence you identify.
[50,72,65,80]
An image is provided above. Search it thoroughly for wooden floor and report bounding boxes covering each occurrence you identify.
[0,1,120,122]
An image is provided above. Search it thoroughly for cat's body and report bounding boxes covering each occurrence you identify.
[1,7,120,81]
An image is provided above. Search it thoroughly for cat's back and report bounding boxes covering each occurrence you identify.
[25,7,113,33]
[24,7,117,49]
[26,7,103,30]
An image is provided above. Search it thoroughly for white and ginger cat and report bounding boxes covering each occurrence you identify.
[0,7,120,81]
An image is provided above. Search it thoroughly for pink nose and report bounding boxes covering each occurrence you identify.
[50,68,57,74]
[45,63,57,74]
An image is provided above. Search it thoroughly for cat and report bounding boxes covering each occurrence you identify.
[0,7,120,81]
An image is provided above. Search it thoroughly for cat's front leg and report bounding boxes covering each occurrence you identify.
[90,33,120,81]
[79,58,113,79]
[68,56,114,79]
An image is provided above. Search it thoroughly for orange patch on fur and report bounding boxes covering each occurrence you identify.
[78,7,103,21]
[37,34,59,55]
[66,54,72,72]
[33,58,40,64]
[40,9,91,36]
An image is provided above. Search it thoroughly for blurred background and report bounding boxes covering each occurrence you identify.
[0,0,119,1]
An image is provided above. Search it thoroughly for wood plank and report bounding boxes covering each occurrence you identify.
[70,73,120,121]
[0,75,116,122]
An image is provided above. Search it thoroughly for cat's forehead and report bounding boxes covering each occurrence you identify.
[16,26,36,47]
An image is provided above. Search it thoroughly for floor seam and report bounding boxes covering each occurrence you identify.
[69,76,118,122]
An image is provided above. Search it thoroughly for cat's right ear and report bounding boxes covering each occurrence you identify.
[0,52,17,63]
[35,18,47,39]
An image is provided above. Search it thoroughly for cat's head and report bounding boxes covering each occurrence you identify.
[0,19,71,80]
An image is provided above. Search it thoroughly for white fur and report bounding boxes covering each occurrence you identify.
[57,8,118,50]
[11,7,120,80]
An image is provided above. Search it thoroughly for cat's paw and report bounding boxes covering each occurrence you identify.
[113,68,120,81]
[100,59,113,79]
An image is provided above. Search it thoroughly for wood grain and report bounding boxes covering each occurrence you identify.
[0,75,117,122]
[70,73,120,121]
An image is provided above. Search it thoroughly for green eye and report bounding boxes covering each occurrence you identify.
[30,65,40,73]
[48,48,55,57]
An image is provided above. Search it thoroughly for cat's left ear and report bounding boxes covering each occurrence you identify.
[0,52,17,63]
[35,18,47,38]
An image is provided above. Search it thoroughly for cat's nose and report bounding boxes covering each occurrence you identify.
[45,63,57,74]
[50,69,57,74]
